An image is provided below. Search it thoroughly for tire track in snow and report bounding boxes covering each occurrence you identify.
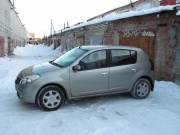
[27,98,109,135]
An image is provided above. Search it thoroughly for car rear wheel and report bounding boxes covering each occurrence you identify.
[37,85,65,111]
[131,78,151,99]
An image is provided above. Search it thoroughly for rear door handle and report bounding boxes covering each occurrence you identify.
[132,69,137,72]
[101,72,107,76]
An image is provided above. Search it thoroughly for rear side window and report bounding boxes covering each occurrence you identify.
[111,49,137,66]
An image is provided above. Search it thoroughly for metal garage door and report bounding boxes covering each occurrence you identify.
[0,36,5,57]
[90,36,103,45]
[76,37,84,46]
[120,29,156,63]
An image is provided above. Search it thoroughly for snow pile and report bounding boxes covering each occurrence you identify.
[14,44,61,57]
[49,45,63,57]
[176,10,180,15]
[0,44,180,135]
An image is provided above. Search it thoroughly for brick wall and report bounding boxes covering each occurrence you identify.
[160,0,177,5]
[171,17,180,85]
[59,23,109,52]
[84,23,107,45]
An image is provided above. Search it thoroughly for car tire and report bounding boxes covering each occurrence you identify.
[131,78,151,99]
[37,85,65,111]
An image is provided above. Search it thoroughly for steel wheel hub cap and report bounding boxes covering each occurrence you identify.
[43,90,61,108]
[137,82,149,97]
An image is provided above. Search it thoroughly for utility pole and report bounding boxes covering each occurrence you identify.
[50,19,52,37]
[13,0,14,9]
[50,19,55,46]
[52,24,54,46]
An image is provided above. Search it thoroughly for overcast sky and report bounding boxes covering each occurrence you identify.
[14,0,138,37]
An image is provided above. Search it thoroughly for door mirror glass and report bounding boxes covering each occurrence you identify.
[73,65,81,71]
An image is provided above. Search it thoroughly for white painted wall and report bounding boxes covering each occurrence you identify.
[0,0,28,55]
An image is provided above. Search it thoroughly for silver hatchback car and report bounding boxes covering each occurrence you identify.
[15,45,155,111]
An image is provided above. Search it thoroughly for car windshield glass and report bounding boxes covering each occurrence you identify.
[53,48,88,67]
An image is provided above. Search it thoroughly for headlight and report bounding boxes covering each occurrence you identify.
[20,75,40,84]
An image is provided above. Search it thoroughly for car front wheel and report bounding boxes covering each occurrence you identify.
[37,85,65,111]
[131,78,151,99]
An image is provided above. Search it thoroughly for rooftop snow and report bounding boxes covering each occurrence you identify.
[57,5,180,34]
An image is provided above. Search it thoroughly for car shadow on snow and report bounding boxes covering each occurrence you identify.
[16,93,134,112]
[62,93,133,110]
[69,92,132,104]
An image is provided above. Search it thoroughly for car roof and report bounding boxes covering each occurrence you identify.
[79,45,141,51]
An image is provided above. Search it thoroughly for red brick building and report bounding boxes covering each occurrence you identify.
[160,0,180,5]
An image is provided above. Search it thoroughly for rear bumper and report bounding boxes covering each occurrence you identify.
[150,71,155,91]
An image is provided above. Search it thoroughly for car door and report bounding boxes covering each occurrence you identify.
[70,50,109,97]
[109,49,138,92]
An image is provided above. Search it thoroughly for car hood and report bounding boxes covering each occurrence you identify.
[20,62,60,77]
[32,62,60,74]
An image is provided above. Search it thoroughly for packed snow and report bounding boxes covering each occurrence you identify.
[177,10,180,16]
[0,44,180,135]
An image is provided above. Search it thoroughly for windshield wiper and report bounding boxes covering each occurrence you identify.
[49,61,63,68]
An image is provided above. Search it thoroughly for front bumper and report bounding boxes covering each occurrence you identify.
[15,83,38,103]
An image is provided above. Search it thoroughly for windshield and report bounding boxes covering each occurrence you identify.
[53,47,88,67]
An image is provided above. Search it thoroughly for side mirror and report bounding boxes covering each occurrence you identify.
[73,65,81,71]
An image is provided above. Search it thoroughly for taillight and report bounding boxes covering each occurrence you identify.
[149,59,154,71]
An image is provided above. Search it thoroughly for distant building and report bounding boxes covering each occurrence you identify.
[28,32,42,45]
[28,32,35,38]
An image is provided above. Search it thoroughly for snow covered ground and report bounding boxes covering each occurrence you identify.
[0,44,180,135]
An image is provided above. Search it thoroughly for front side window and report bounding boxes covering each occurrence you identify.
[79,50,106,70]
[53,47,88,67]
[111,49,137,66]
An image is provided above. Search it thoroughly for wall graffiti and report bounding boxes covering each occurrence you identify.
[142,30,155,37]
[122,29,155,37]
[122,29,141,37]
